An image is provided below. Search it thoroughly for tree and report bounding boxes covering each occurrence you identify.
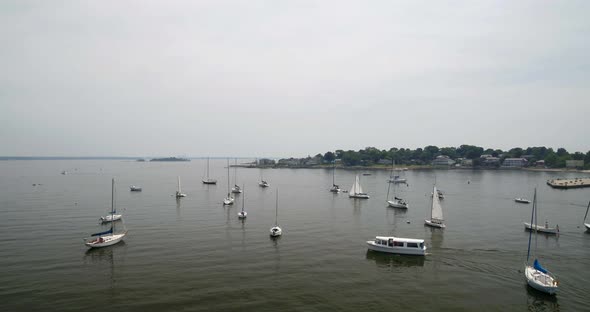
[323,151,336,163]
[440,147,457,159]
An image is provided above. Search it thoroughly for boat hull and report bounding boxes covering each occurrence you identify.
[584,223,590,231]
[525,266,558,295]
[270,227,282,237]
[366,241,425,256]
[515,198,531,204]
[85,233,126,248]
[349,194,369,199]
[238,212,247,218]
[100,214,122,222]
[202,180,217,185]
[524,222,558,234]
[223,198,234,205]
[425,219,445,228]
[387,200,408,209]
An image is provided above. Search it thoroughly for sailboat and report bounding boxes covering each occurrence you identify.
[85,179,127,248]
[349,175,369,199]
[202,157,217,184]
[270,189,282,237]
[523,197,559,234]
[223,159,234,205]
[524,188,559,295]
[386,159,408,208]
[425,185,445,228]
[175,176,186,198]
[231,158,242,193]
[238,185,247,218]
[584,201,590,231]
[259,170,269,188]
[329,161,341,193]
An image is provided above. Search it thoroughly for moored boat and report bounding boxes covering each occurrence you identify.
[515,198,531,204]
[366,236,426,256]
[349,175,369,199]
[130,185,142,192]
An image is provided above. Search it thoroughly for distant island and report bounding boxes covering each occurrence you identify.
[247,145,590,171]
[150,157,190,162]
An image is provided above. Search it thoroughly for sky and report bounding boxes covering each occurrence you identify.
[1,0,589,158]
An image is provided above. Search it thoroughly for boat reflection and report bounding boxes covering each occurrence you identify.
[365,250,425,268]
[525,284,559,310]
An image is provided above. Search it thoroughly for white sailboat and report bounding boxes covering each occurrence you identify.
[85,179,127,248]
[425,186,445,228]
[100,178,123,222]
[349,175,369,199]
[584,201,590,231]
[386,160,408,208]
[270,190,282,237]
[329,161,341,193]
[259,169,270,188]
[175,176,186,198]
[223,159,235,205]
[238,185,247,218]
[231,159,242,194]
[202,157,217,184]
[524,188,558,295]
[523,195,559,234]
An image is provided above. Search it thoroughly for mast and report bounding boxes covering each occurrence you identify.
[332,160,335,185]
[226,158,230,197]
[527,188,536,263]
[386,158,394,201]
[177,176,181,193]
[241,184,245,213]
[234,158,238,186]
[275,189,279,226]
[584,200,590,223]
[534,188,538,253]
[207,157,210,180]
[112,178,115,233]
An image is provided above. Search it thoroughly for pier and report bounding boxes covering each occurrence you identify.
[546,178,590,189]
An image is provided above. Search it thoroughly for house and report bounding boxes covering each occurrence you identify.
[461,159,473,167]
[502,158,527,168]
[432,155,455,166]
[258,158,276,166]
[482,156,500,166]
[535,160,545,167]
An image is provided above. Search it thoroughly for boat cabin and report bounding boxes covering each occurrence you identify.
[374,236,424,249]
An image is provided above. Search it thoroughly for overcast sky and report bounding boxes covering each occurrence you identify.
[1,1,589,157]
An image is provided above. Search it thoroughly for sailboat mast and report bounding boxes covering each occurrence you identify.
[526,189,536,262]
[227,158,230,196]
[207,157,210,179]
[275,189,279,226]
[177,176,181,193]
[584,200,590,223]
[241,185,245,213]
[111,178,115,233]
[234,158,238,186]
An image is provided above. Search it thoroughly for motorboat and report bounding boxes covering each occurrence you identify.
[130,185,142,192]
[515,198,531,204]
[524,221,559,234]
[388,197,408,209]
[366,236,426,256]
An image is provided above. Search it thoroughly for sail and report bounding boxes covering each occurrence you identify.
[431,186,444,221]
[350,175,360,195]
[177,176,181,193]
[91,228,113,236]
[357,176,364,194]
[533,259,548,274]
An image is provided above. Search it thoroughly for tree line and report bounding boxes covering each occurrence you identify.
[315,145,590,169]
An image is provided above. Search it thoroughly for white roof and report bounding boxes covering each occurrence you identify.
[375,236,424,243]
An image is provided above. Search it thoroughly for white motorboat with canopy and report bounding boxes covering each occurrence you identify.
[366,236,426,256]
[524,188,558,295]
[425,186,445,228]
[85,179,127,248]
[349,175,369,199]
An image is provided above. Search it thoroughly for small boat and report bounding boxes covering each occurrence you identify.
[524,188,558,295]
[362,172,371,176]
[259,180,270,188]
[231,159,242,193]
[61,170,67,175]
[329,161,341,193]
[349,175,369,199]
[202,157,217,184]
[238,185,247,219]
[85,179,127,248]
[583,200,590,231]
[425,186,445,228]
[524,221,559,234]
[223,159,234,205]
[388,175,407,183]
[270,190,282,237]
[515,198,531,204]
[175,176,186,198]
[366,236,426,256]
[130,185,142,192]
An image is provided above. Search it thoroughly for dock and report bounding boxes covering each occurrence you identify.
[546,178,590,189]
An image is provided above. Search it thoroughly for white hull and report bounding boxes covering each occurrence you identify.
[259,181,269,187]
[387,200,408,209]
[515,198,531,204]
[202,179,217,185]
[329,186,341,193]
[238,211,247,218]
[100,214,122,222]
[270,226,282,236]
[85,232,126,248]
[223,198,235,205]
[425,219,445,228]
[585,223,590,231]
[525,265,558,295]
[130,186,142,192]
[366,241,425,256]
[524,222,558,234]
[349,193,369,199]
[231,187,242,194]
[176,193,186,198]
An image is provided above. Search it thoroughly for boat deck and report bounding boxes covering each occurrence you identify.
[546,178,590,189]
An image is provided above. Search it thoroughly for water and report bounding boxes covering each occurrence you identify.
[1,160,589,311]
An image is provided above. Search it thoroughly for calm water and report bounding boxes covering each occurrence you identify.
[1,160,589,311]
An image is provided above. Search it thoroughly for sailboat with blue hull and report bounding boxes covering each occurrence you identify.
[85,179,127,248]
[524,188,558,295]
